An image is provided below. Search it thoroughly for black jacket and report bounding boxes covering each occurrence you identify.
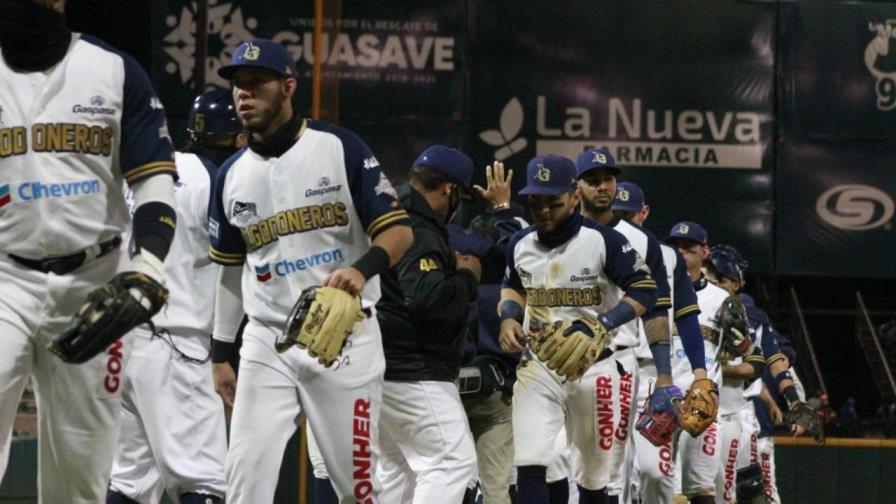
[377,185,479,381]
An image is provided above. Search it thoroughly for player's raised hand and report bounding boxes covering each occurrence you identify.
[499,318,527,353]
[473,161,513,209]
[321,267,366,296]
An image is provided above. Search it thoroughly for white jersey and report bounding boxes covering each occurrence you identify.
[634,243,701,359]
[504,215,656,348]
[208,119,408,325]
[153,152,218,335]
[0,33,175,258]
[742,324,765,399]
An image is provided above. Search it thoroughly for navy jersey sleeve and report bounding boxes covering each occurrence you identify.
[312,122,410,238]
[642,229,671,317]
[671,250,700,319]
[597,225,657,309]
[501,227,533,291]
[208,150,247,265]
[118,49,176,184]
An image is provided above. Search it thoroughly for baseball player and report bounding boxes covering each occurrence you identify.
[208,39,412,503]
[704,246,764,504]
[610,183,718,504]
[106,89,244,504]
[666,224,766,504]
[705,247,818,502]
[375,146,480,504]
[499,154,658,503]
[0,1,177,501]
[658,222,732,504]
[575,150,695,504]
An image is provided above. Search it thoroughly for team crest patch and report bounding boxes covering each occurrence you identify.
[243,42,261,60]
[677,223,689,234]
[535,164,550,182]
[255,263,272,283]
[617,188,630,202]
[232,200,258,227]
[374,172,398,199]
[516,265,533,287]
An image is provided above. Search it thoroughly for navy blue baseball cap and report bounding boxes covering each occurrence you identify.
[611,181,645,212]
[218,39,297,79]
[519,155,577,196]
[414,145,474,189]
[664,221,708,245]
[575,147,621,178]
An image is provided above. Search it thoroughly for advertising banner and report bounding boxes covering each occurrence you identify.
[464,0,777,271]
[777,139,896,278]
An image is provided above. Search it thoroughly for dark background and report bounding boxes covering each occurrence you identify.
[64,0,896,421]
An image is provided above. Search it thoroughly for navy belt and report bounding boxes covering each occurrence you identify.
[10,236,122,275]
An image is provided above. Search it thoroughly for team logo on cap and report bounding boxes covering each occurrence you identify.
[535,164,551,182]
[243,42,261,61]
[592,151,608,164]
[677,223,690,234]
[617,188,630,202]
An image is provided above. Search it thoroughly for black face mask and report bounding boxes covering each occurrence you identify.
[247,113,302,158]
[0,0,72,72]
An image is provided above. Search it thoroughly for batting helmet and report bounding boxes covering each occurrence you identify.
[186,88,241,142]
[707,244,748,286]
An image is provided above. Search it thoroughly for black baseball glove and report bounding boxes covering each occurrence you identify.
[48,272,168,363]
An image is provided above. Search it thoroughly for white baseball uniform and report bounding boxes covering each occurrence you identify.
[109,152,226,502]
[0,33,174,502]
[601,218,671,500]
[208,119,408,504]
[632,275,726,502]
[715,321,764,503]
[505,215,657,491]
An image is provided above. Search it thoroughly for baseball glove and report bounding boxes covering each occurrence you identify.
[636,385,684,446]
[48,272,169,364]
[717,295,752,361]
[784,401,825,443]
[528,316,610,382]
[679,378,719,437]
[277,286,366,367]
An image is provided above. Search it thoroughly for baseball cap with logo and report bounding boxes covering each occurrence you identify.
[575,147,621,178]
[664,221,708,245]
[519,155,577,196]
[414,145,474,190]
[611,181,645,212]
[218,39,297,79]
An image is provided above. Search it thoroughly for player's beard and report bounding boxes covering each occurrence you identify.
[581,193,612,215]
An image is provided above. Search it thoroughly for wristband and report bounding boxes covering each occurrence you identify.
[351,246,390,280]
[492,202,510,211]
[650,342,672,375]
[211,339,235,364]
[774,370,794,388]
[500,300,524,324]
[597,301,637,331]
[782,384,800,406]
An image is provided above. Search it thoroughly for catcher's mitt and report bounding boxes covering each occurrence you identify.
[48,272,169,364]
[277,286,366,367]
[529,316,610,382]
[717,295,752,361]
[784,401,825,443]
[636,385,683,446]
[679,378,719,437]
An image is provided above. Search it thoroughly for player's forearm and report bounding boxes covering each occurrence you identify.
[212,265,244,344]
[129,174,177,273]
[498,288,526,319]
[721,362,757,380]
